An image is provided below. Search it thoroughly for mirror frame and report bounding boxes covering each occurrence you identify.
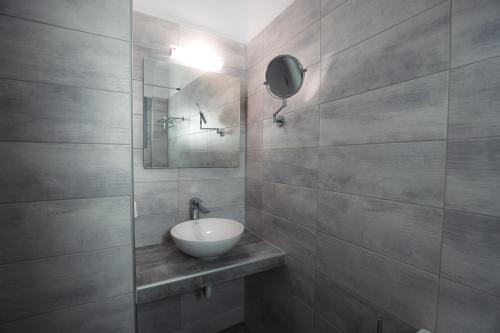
[264,54,306,99]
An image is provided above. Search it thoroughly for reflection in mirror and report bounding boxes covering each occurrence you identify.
[143,58,240,168]
[264,55,306,127]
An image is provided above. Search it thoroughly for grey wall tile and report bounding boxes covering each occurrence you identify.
[246,121,262,151]
[133,12,178,51]
[133,80,144,115]
[318,141,446,206]
[0,197,131,264]
[246,178,262,209]
[436,279,500,333]
[269,256,315,306]
[449,56,500,139]
[247,30,265,68]
[179,153,245,180]
[245,271,315,333]
[133,149,179,182]
[246,60,265,96]
[0,294,135,333]
[134,181,179,216]
[0,142,131,203]
[0,246,133,323]
[0,0,130,40]
[320,2,449,102]
[316,234,438,328]
[451,0,500,67]
[181,279,243,325]
[247,90,263,123]
[260,212,316,264]
[321,0,444,59]
[263,0,321,55]
[263,62,321,120]
[179,178,244,211]
[132,114,143,149]
[441,211,500,297]
[321,0,347,17]
[261,182,317,229]
[320,72,448,145]
[263,106,320,150]
[318,191,442,272]
[263,147,318,188]
[133,44,170,81]
[0,15,130,92]
[246,150,263,181]
[182,307,243,333]
[314,315,342,333]
[445,138,500,216]
[269,21,320,69]
[314,272,416,333]
[0,79,130,144]
[134,212,182,247]
[137,295,181,333]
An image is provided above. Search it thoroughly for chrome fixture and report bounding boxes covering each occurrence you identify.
[157,116,185,129]
[189,198,210,220]
[196,103,224,136]
[264,54,307,127]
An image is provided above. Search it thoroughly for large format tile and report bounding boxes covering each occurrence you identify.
[321,0,444,59]
[134,212,181,247]
[133,80,144,114]
[137,295,181,333]
[179,152,245,180]
[449,56,500,139]
[316,234,438,328]
[0,142,131,203]
[262,147,318,188]
[320,72,448,145]
[246,178,262,210]
[181,279,243,325]
[246,150,263,181]
[0,0,130,40]
[268,21,320,69]
[320,2,449,102]
[441,211,500,297]
[260,212,316,264]
[133,12,178,51]
[246,121,262,151]
[261,182,317,229]
[245,270,315,333]
[318,141,446,206]
[0,15,130,92]
[314,273,416,333]
[445,138,500,216]
[0,79,129,144]
[263,0,321,56]
[133,149,179,182]
[0,246,133,323]
[436,279,500,333]
[0,197,131,264]
[0,294,134,333]
[179,178,244,211]
[134,181,179,216]
[263,106,319,150]
[318,191,442,272]
[321,0,347,17]
[451,0,500,67]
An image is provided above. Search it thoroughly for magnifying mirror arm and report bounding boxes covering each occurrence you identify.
[272,99,287,127]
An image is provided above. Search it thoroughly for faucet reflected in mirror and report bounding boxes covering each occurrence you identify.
[189,197,210,220]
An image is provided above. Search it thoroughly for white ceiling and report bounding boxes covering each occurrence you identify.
[133,0,294,43]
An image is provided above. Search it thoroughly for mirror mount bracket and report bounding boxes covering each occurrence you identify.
[272,99,287,127]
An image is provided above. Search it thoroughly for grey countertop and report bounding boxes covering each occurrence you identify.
[135,230,286,304]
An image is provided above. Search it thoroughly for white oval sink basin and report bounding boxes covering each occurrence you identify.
[171,218,244,259]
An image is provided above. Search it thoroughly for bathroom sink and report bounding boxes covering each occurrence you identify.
[171,218,244,259]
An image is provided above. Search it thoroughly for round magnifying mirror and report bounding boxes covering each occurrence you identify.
[265,55,305,99]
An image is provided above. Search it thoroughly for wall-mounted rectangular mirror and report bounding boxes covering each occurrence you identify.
[143,57,240,168]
